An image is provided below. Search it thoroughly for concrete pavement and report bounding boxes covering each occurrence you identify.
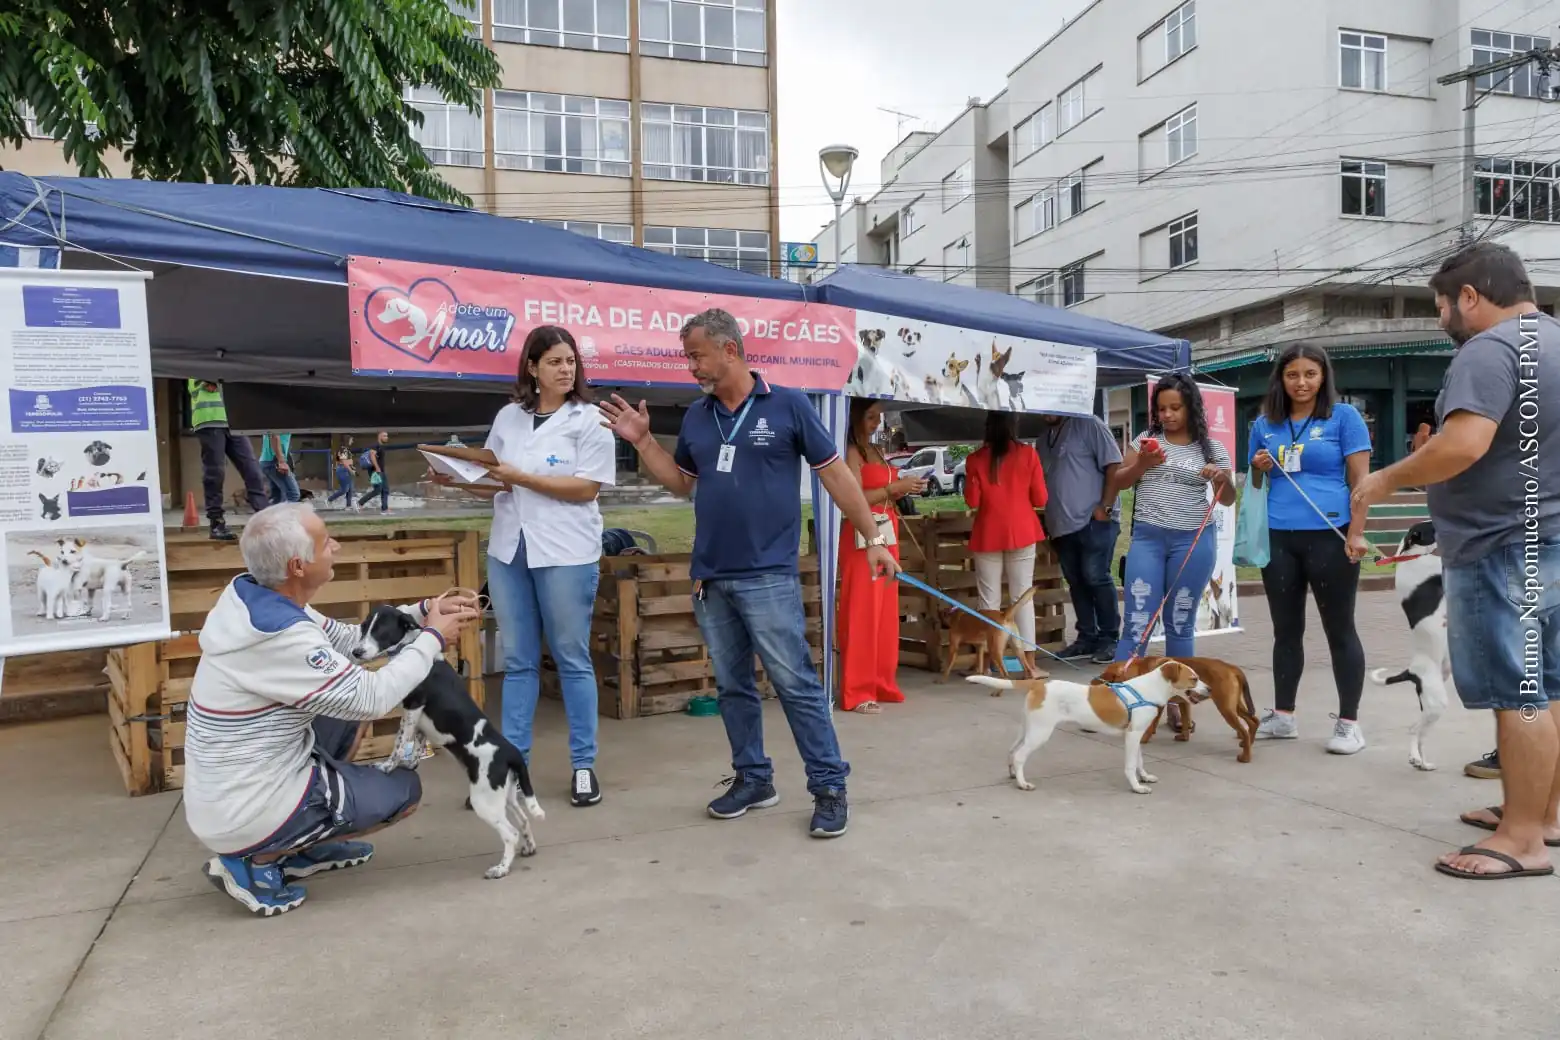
[3,590,1556,1040]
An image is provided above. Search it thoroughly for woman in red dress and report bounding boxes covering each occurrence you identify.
[837,399,926,713]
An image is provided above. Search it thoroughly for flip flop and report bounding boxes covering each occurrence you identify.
[1434,846,1555,880]
[1460,806,1560,847]
[851,702,882,714]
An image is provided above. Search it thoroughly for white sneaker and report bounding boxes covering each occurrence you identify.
[1255,709,1298,740]
[1326,716,1366,755]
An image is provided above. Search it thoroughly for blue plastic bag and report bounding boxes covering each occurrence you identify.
[1233,470,1270,569]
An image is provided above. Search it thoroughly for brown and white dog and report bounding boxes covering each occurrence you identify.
[969,658,1205,794]
[938,584,1041,686]
[1104,656,1259,763]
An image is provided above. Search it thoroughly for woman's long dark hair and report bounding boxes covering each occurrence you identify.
[1148,372,1215,464]
[512,325,592,411]
[1261,343,1338,423]
[847,397,884,464]
[984,411,1017,482]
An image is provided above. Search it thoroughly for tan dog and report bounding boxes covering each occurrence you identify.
[1103,656,1259,763]
[969,658,1205,794]
[938,585,1041,688]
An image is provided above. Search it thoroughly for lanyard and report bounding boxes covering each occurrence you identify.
[714,397,755,445]
[1286,415,1316,447]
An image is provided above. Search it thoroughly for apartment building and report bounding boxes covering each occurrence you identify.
[813,0,1559,463]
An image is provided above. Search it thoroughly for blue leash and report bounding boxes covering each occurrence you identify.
[894,571,1093,674]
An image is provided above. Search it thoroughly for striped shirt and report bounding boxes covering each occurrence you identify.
[1129,431,1231,531]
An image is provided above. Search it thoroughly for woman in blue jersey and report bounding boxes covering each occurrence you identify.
[1248,343,1373,754]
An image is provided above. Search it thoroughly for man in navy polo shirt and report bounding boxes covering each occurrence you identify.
[600,308,896,838]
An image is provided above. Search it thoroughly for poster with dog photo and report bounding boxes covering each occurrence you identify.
[0,268,170,654]
[845,311,1097,415]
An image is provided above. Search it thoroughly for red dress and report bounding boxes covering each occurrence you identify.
[837,461,904,710]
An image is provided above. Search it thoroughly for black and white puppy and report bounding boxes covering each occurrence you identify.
[351,605,544,879]
[1369,520,1450,772]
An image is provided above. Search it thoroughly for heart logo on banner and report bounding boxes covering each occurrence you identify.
[363,278,459,364]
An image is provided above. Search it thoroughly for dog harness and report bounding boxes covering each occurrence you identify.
[1108,681,1157,714]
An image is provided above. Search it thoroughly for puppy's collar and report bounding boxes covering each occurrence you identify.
[1108,681,1157,713]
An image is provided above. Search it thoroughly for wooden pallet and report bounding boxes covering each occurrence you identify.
[108,528,481,795]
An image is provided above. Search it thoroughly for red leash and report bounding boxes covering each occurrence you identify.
[1124,500,1218,665]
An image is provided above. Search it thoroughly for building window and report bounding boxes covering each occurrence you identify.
[1340,159,1387,217]
[1058,76,1090,134]
[1061,262,1087,307]
[1165,1,1196,62]
[1019,272,1059,307]
[1340,31,1387,91]
[446,0,482,32]
[1168,213,1198,268]
[1014,188,1057,242]
[404,87,484,167]
[941,237,970,280]
[641,104,769,185]
[1475,158,1559,223]
[1015,104,1053,160]
[1166,104,1197,165]
[494,91,631,176]
[640,0,767,66]
[1472,30,1554,99]
[526,219,634,243]
[902,199,922,237]
[492,0,630,51]
[942,162,972,210]
[1060,170,1085,219]
[643,226,772,275]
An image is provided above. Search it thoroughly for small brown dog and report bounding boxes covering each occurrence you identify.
[1101,655,1259,763]
[939,585,1042,689]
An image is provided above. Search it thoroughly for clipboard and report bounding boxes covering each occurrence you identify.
[418,443,498,466]
[418,444,502,487]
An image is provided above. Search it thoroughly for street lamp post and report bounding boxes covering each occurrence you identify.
[818,144,858,275]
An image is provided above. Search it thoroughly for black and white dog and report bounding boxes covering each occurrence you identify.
[351,605,544,879]
[1369,520,1451,772]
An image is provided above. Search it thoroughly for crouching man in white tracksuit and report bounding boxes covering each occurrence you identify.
[184,503,479,916]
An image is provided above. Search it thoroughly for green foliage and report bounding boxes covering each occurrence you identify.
[947,443,976,464]
[0,0,500,205]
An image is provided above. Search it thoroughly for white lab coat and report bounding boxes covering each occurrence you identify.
[485,399,617,568]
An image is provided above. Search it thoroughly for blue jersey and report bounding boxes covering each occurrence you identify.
[1248,403,1372,530]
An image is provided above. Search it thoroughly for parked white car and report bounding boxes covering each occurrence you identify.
[896,446,968,497]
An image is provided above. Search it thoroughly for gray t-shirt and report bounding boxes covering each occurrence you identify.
[1034,415,1123,539]
[1429,311,1560,566]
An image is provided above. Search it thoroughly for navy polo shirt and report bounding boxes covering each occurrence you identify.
[674,374,840,581]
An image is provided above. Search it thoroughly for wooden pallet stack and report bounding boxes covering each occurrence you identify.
[894,511,1068,675]
[541,554,823,718]
[108,528,482,796]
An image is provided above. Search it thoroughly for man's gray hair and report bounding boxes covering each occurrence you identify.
[240,503,316,588]
[681,308,745,358]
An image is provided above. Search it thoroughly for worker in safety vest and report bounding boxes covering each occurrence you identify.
[188,379,269,541]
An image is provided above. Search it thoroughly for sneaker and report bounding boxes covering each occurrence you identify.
[810,789,849,838]
[1057,640,1093,660]
[276,840,374,880]
[1090,644,1117,665]
[202,855,307,917]
[209,522,236,542]
[571,768,602,807]
[1326,716,1366,755]
[707,774,780,819]
[1255,709,1299,740]
[1465,749,1501,779]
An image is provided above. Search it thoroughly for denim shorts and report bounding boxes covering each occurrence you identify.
[1445,538,1560,712]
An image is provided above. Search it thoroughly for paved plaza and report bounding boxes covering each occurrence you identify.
[3,589,1555,1040]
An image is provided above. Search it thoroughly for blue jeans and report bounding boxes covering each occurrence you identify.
[1051,517,1121,649]
[486,533,600,769]
[261,460,300,505]
[1445,538,1560,712]
[326,465,354,504]
[1115,519,1218,660]
[693,573,849,795]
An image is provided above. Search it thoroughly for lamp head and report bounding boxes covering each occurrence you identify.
[819,144,859,182]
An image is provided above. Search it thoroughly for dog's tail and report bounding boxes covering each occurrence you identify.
[120,550,149,566]
[1001,584,1041,625]
[966,675,1015,692]
[504,748,545,822]
[1369,667,1422,695]
[27,550,52,565]
[1240,672,1255,718]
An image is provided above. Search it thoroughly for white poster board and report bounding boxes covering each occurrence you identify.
[0,269,171,655]
[846,311,1097,414]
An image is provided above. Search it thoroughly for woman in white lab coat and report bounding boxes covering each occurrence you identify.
[474,325,617,808]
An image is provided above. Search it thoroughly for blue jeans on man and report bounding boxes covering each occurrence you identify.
[485,533,600,773]
[1050,517,1121,657]
[261,459,300,505]
[693,572,850,834]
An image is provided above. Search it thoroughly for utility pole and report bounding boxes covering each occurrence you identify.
[1437,39,1560,243]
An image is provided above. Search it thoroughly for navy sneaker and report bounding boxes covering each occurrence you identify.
[707,774,780,819]
[809,789,849,838]
[203,856,307,917]
[1090,644,1117,665]
[277,840,374,880]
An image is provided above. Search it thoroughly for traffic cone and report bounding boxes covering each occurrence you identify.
[183,491,199,529]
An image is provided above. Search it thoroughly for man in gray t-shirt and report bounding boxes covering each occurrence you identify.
[1353,242,1559,881]
[1036,413,1124,663]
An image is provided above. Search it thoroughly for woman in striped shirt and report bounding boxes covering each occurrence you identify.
[1111,373,1236,661]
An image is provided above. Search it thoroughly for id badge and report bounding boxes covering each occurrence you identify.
[1283,445,1302,473]
[717,444,736,473]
